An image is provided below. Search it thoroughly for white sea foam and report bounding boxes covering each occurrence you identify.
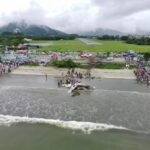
[0,114,128,134]
[1,86,66,91]
[95,89,150,96]
[2,85,150,96]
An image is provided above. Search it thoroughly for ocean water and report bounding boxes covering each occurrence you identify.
[0,74,150,150]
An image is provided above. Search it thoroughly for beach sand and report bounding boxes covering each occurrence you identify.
[11,66,135,79]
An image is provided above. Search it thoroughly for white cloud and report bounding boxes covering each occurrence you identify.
[0,0,149,33]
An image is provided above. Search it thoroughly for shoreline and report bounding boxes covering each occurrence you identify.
[11,66,136,79]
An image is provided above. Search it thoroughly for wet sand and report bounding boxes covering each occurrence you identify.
[12,66,135,79]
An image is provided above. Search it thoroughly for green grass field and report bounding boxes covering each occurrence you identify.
[30,38,150,52]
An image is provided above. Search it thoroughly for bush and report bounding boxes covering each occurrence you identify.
[23,62,39,67]
[129,64,136,69]
[48,59,79,68]
[95,63,125,69]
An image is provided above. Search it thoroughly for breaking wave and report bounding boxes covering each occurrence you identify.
[0,114,129,134]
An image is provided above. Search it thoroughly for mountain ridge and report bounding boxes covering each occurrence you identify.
[0,22,68,37]
[1,22,150,37]
[79,28,125,37]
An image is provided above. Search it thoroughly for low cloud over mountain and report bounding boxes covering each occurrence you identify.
[0,0,150,34]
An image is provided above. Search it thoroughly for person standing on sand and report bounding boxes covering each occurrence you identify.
[45,73,48,81]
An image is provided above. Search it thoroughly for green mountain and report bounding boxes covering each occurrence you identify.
[80,28,124,36]
[0,22,68,36]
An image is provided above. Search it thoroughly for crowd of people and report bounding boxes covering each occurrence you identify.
[134,61,150,85]
[0,61,19,76]
[58,68,93,87]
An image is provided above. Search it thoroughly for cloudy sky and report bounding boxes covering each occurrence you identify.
[0,0,149,33]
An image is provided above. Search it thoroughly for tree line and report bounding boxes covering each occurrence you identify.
[0,32,77,47]
[124,37,150,45]
[29,35,76,41]
[97,35,150,45]
[0,33,24,46]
